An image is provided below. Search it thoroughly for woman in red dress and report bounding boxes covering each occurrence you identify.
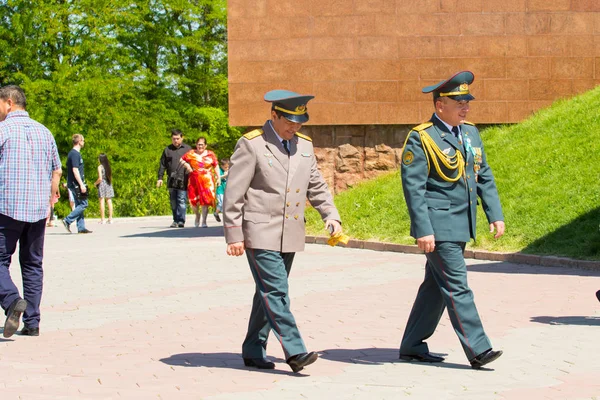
[180,137,220,227]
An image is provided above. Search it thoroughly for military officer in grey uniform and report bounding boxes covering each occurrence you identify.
[224,90,342,373]
[399,71,505,369]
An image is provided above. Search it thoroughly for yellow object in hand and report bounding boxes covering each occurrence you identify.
[327,232,350,247]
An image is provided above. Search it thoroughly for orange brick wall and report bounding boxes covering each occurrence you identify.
[228,0,600,126]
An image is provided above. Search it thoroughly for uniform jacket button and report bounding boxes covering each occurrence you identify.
[296,189,300,193]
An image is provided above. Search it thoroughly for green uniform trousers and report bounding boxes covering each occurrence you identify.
[400,241,492,360]
[242,248,307,360]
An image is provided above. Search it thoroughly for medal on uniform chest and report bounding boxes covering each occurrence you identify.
[264,153,273,167]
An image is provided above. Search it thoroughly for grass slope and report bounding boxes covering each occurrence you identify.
[307,87,600,260]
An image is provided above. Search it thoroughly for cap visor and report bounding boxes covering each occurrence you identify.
[451,94,475,101]
[283,113,309,124]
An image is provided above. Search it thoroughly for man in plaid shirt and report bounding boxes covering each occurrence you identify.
[0,85,62,338]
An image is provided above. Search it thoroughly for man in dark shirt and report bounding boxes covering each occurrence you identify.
[62,134,92,234]
[157,129,191,228]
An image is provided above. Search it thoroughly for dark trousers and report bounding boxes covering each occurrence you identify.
[0,213,45,328]
[400,241,492,360]
[168,188,187,224]
[242,249,306,360]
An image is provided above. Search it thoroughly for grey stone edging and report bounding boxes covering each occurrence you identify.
[305,236,600,271]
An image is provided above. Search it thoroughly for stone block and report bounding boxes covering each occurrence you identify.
[550,12,595,35]
[315,236,329,245]
[352,60,402,81]
[307,126,335,148]
[472,250,509,262]
[468,101,508,123]
[540,256,580,268]
[334,172,365,192]
[570,35,597,57]
[571,0,600,11]
[228,40,269,61]
[484,79,529,101]
[364,145,397,171]
[505,253,542,266]
[576,260,600,271]
[527,36,570,57]
[415,14,461,36]
[551,57,594,79]
[311,37,356,60]
[356,81,399,103]
[354,0,396,14]
[455,0,483,12]
[398,36,440,58]
[356,37,398,59]
[507,102,535,123]
[461,13,506,35]
[363,241,386,251]
[309,0,357,15]
[333,103,379,125]
[506,57,551,79]
[312,15,378,37]
[527,0,571,11]
[266,0,312,16]
[396,0,440,13]
[336,143,363,173]
[529,79,572,100]
[482,0,526,12]
[228,0,267,19]
[572,79,600,95]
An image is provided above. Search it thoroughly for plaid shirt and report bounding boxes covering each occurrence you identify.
[0,110,61,222]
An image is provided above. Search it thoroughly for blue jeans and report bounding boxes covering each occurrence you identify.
[64,190,88,232]
[169,188,187,224]
[0,213,45,328]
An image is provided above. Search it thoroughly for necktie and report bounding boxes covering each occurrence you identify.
[451,126,462,145]
[282,140,290,155]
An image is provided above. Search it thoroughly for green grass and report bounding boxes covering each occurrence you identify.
[307,87,600,260]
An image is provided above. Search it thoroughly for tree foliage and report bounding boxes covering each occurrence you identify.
[0,0,242,217]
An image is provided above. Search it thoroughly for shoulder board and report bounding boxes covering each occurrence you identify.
[463,121,475,126]
[243,129,264,140]
[295,132,312,142]
[411,122,433,132]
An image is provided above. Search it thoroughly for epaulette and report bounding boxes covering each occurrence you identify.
[243,129,264,140]
[412,122,433,132]
[462,121,475,126]
[295,132,312,142]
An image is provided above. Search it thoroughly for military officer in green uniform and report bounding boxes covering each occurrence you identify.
[399,71,505,369]
[224,90,342,373]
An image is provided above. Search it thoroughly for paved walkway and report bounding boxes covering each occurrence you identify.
[1,216,599,399]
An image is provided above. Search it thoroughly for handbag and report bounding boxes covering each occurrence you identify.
[167,163,186,190]
[72,183,89,200]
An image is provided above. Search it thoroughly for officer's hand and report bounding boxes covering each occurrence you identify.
[81,185,87,194]
[157,179,163,188]
[417,235,436,253]
[227,242,245,256]
[490,221,505,239]
[325,220,342,236]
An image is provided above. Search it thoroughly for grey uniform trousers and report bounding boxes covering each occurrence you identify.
[242,248,307,360]
[400,241,492,360]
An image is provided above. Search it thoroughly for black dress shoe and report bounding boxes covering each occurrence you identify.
[3,298,27,338]
[470,349,503,369]
[20,326,39,336]
[287,351,318,373]
[399,352,445,363]
[243,357,275,369]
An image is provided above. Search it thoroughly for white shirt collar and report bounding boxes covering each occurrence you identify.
[268,120,286,144]
[434,113,460,134]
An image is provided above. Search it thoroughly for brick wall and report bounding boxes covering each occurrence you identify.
[228,1,600,126]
